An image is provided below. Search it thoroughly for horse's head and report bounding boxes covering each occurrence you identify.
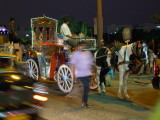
[131,42,139,56]
[112,41,125,53]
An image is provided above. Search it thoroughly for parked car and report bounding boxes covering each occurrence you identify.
[0,53,48,120]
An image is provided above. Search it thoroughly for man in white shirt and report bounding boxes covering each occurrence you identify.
[60,18,76,49]
[60,21,72,40]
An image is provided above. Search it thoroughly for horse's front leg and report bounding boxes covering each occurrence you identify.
[118,64,125,98]
[123,69,130,99]
[96,66,102,94]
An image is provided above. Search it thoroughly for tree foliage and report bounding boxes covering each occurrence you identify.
[152,13,160,24]
[57,16,93,37]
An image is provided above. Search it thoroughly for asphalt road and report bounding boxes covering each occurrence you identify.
[38,80,153,120]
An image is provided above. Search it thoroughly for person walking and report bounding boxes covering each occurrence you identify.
[8,18,18,43]
[70,41,94,108]
[148,49,156,73]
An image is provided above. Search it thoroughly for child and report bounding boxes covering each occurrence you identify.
[105,69,115,87]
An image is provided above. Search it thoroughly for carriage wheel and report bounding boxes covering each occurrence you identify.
[90,76,98,90]
[90,66,98,90]
[26,59,39,80]
[56,64,73,93]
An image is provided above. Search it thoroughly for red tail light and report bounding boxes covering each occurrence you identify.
[154,62,159,74]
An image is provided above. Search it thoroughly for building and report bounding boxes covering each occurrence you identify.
[108,23,159,34]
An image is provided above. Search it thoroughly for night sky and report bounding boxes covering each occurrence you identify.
[0,0,160,32]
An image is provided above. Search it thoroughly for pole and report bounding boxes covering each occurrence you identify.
[97,0,103,48]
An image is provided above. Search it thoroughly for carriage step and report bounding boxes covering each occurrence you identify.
[39,79,56,83]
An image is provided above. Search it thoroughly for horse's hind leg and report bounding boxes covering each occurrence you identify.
[118,65,125,99]
[138,63,144,75]
[96,66,102,94]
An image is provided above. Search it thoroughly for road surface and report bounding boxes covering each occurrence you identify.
[38,73,157,120]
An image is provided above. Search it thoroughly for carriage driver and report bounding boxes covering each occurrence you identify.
[60,18,77,50]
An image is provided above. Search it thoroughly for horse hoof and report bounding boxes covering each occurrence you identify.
[118,95,124,99]
[124,94,130,99]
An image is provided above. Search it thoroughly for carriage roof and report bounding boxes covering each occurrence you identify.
[31,16,61,50]
[31,16,58,29]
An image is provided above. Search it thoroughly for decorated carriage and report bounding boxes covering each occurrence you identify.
[23,16,74,93]
[23,16,97,93]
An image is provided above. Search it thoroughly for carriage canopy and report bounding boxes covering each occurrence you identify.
[31,16,58,50]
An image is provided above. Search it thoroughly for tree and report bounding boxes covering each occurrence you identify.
[57,16,93,37]
[152,13,160,24]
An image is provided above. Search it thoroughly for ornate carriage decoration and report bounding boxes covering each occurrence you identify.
[31,16,58,50]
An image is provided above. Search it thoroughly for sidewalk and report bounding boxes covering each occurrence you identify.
[106,73,160,109]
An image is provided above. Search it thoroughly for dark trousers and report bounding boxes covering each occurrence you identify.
[9,34,19,43]
[78,76,91,105]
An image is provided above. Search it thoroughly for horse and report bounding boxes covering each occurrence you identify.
[111,41,138,99]
[94,46,114,95]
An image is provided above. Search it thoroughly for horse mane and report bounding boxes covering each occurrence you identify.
[112,41,125,53]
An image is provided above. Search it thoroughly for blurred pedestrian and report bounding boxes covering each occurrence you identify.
[20,43,25,54]
[70,41,94,108]
[105,69,115,87]
[149,49,156,73]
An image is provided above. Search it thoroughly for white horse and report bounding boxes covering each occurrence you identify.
[113,41,137,99]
